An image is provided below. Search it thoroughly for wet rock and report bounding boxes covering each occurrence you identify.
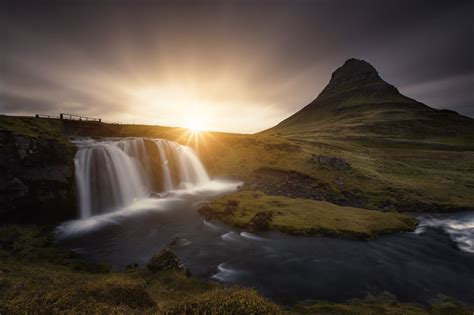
[312,154,351,171]
[169,236,192,247]
[149,191,172,199]
[0,131,76,223]
[247,211,274,232]
[147,247,189,275]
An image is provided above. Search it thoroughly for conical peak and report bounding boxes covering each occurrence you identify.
[326,58,382,89]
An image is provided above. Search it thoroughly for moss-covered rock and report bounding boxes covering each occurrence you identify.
[247,210,274,231]
[0,116,77,223]
[147,247,189,275]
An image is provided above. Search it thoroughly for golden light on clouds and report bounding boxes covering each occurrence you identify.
[122,80,289,133]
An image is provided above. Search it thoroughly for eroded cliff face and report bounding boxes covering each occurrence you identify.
[0,131,77,223]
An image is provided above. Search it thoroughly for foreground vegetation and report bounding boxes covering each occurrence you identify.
[200,190,418,238]
[0,225,280,314]
[1,225,471,314]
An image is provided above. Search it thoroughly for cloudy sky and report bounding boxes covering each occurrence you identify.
[1,0,473,133]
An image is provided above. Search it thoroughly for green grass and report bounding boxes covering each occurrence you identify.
[0,115,65,138]
[0,115,73,147]
[199,190,418,238]
[203,132,474,212]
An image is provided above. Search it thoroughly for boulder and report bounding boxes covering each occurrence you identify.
[247,211,274,231]
[169,236,192,247]
[312,154,351,171]
[146,247,189,275]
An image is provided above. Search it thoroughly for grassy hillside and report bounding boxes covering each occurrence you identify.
[203,59,474,213]
[262,59,474,140]
[204,133,474,212]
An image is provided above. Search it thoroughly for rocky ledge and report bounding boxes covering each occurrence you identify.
[0,131,77,223]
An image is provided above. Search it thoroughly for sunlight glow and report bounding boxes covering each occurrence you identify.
[186,119,206,132]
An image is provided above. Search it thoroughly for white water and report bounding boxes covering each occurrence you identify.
[73,138,212,218]
[156,140,173,191]
[415,212,474,253]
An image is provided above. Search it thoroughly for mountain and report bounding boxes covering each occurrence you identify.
[263,58,474,140]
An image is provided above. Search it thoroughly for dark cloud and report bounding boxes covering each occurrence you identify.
[1,0,473,131]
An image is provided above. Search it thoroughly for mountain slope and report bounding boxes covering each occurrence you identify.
[263,58,474,140]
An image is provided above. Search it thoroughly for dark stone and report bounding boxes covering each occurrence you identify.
[335,177,345,189]
[0,131,77,223]
[147,247,189,275]
[169,236,192,248]
[312,154,351,171]
[246,167,368,208]
[247,211,274,232]
[225,199,239,214]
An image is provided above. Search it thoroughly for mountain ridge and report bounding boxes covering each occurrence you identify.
[263,58,474,140]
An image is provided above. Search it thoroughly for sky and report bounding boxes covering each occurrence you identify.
[1,0,473,133]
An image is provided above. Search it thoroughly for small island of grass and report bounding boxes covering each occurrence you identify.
[199,190,418,238]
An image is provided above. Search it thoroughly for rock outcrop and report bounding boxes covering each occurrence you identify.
[147,247,189,275]
[0,131,77,223]
[311,155,351,171]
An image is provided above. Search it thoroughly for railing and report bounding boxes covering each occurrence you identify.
[35,114,60,119]
[35,113,102,123]
[60,113,101,122]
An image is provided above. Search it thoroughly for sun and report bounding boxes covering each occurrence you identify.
[186,119,206,132]
[180,117,210,147]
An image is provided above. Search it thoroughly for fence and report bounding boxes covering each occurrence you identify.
[35,114,60,119]
[35,113,101,123]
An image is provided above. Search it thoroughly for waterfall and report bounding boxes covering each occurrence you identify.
[156,140,173,191]
[73,138,210,218]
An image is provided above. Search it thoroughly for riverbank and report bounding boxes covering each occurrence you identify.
[1,225,472,314]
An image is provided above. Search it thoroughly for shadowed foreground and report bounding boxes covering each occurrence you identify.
[0,225,472,314]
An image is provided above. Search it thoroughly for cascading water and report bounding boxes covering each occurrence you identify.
[73,138,211,218]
